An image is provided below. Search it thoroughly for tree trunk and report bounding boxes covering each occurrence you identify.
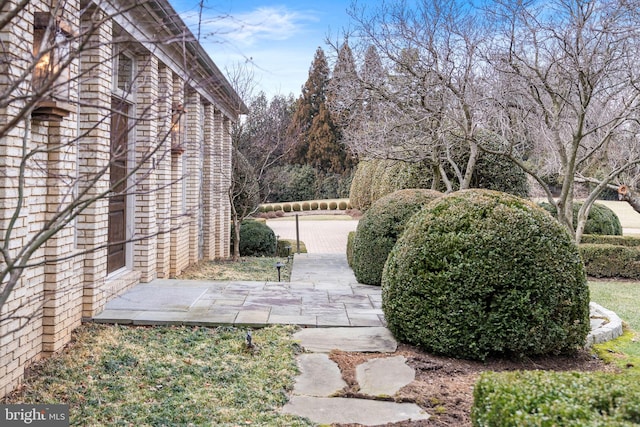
[232,218,241,262]
[618,185,640,214]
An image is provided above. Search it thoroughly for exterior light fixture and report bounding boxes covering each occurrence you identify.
[171,104,187,154]
[31,12,74,122]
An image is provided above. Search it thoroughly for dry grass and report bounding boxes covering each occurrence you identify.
[177,256,292,282]
[3,324,312,426]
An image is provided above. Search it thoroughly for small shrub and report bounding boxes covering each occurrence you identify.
[329,201,338,210]
[282,203,292,212]
[292,203,301,212]
[256,211,277,219]
[382,189,590,360]
[338,201,348,210]
[352,189,442,286]
[579,243,640,279]
[263,204,274,212]
[346,231,356,268]
[301,202,311,211]
[472,370,640,426]
[310,201,319,210]
[274,211,285,218]
[276,240,293,257]
[272,204,282,212]
[319,201,328,210]
[231,220,276,256]
[538,201,622,235]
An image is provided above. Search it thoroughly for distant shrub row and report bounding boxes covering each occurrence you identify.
[259,199,351,213]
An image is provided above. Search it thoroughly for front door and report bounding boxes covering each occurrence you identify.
[108,99,128,273]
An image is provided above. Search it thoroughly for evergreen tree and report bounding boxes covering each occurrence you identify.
[327,40,359,128]
[287,47,330,165]
[306,103,347,173]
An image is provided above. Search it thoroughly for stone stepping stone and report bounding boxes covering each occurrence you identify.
[282,396,430,425]
[293,327,397,353]
[292,354,346,397]
[356,356,415,396]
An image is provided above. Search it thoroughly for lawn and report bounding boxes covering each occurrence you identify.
[589,280,640,370]
[3,324,313,426]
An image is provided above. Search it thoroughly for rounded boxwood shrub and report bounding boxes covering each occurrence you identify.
[282,203,292,212]
[319,201,328,210]
[382,189,590,360]
[352,189,443,286]
[338,200,348,210]
[292,203,301,212]
[310,201,319,210]
[329,201,338,210]
[538,201,622,235]
[302,202,311,211]
[231,220,276,256]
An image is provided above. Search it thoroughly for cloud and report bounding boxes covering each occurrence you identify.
[197,6,319,47]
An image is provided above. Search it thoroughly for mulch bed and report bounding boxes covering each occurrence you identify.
[329,344,616,427]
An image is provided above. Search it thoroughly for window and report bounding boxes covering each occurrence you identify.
[117,53,133,92]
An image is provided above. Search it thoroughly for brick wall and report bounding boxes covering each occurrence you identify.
[0,0,238,398]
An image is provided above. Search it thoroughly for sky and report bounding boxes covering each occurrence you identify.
[172,0,355,99]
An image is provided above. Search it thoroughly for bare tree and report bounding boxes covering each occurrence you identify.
[334,0,491,191]
[227,64,294,260]
[334,0,640,242]
[485,0,640,241]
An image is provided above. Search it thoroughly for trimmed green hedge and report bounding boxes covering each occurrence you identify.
[582,234,640,247]
[539,201,622,235]
[579,243,640,279]
[382,189,590,360]
[352,189,443,285]
[472,370,640,426]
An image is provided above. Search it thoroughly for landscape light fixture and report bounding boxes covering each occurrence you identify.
[275,261,285,282]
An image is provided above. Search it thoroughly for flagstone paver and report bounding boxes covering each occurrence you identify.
[293,353,346,397]
[282,396,430,425]
[356,356,416,396]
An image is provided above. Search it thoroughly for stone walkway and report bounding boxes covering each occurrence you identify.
[282,327,430,424]
[93,254,384,328]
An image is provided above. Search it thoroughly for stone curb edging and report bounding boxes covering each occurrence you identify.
[586,302,624,347]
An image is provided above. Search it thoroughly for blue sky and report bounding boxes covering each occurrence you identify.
[172,0,354,98]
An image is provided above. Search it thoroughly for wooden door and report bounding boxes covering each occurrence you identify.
[108,99,128,273]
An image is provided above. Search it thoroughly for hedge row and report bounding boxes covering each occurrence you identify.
[582,234,640,247]
[580,243,640,279]
[472,370,640,426]
[260,199,351,213]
